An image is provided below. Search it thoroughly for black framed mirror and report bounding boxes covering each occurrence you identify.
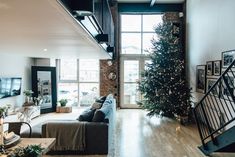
[32,66,57,113]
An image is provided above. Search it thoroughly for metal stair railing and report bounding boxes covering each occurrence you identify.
[194,59,235,149]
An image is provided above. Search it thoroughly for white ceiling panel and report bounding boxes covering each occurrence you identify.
[0,0,111,59]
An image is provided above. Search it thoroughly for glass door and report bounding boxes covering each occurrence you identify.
[121,59,140,108]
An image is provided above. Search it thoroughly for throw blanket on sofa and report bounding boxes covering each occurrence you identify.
[42,121,86,151]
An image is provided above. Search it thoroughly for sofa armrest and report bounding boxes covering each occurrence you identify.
[41,121,109,154]
[85,122,109,154]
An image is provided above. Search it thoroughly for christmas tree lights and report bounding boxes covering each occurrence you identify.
[138,20,191,118]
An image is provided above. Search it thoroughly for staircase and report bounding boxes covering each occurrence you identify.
[194,60,235,156]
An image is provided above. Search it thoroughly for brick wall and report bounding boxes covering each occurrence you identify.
[100,59,119,99]
[163,12,181,22]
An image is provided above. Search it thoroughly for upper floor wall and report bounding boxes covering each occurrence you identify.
[186,0,235,102]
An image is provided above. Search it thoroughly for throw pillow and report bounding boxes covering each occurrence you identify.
[95,96,107,103]
[91,102,102,109]
[92,101,112,122]
[77,109,96,122]
[92,110,105,122]
[102,99,113,108]
[106,94,113,100]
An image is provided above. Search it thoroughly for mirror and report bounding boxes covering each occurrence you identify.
[37,71,52,109]
[32,66,57,113]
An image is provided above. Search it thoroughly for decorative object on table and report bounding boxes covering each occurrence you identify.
[5,144,43,157]
[3,132,21,148]
[213,60,222,76]
[58,99,68,107]
[0,105,10,146]
[0,106,9,118]
[33,96,42,106]
[23,90,34,106]
[56,99,71,113]
[206,61,214,76]
[222,49,235,68]
[138,20,192,118]
[196,65,207,93]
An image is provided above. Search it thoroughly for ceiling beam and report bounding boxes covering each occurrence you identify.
[150,0,156,7]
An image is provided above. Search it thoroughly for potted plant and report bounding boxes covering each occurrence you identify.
[0,106,8,118]
[58,99,68,107]
[23,90,34,103]
[7,144,44,157]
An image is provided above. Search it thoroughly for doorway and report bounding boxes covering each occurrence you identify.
[120,56,149,108]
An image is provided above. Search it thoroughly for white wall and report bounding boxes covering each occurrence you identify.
[0,54,34,107]
[186,0,235,102]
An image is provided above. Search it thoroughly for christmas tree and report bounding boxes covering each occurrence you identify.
[138,20,191,118]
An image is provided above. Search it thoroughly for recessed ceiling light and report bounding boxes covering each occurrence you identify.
[43,49,48,52]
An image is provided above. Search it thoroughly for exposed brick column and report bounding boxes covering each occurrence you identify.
[163,12,181,22]
[100,1,120,107]
[100,60,118,99]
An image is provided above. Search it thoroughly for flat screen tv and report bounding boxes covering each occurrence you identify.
[0,77,22,99]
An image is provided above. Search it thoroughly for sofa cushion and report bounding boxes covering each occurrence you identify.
[106,94,113,100]
[92,110,105,122]
[91,102,102,109]
[78,109,96,122]
[92,98,113,122]
[95,96,106,104]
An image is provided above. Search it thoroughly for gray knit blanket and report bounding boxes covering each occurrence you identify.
[42,121,86,151]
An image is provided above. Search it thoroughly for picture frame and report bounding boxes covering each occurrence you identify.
[222,50,235,68]
[213,60,222,76]
[196,65,207,93]
[206,61,214,76]
[206,77,220,97]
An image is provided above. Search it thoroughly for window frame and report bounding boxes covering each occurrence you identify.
[57,59,100,106]
[120,13,162,108]
[120,13,163,55]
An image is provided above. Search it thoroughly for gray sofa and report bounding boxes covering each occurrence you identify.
[26,97,116,155]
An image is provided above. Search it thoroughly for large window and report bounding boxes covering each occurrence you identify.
[120,14,162,108]
[121,14,162,54]
[58,59,99,107]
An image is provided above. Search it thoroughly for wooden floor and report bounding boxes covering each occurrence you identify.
[44,109,235,157]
